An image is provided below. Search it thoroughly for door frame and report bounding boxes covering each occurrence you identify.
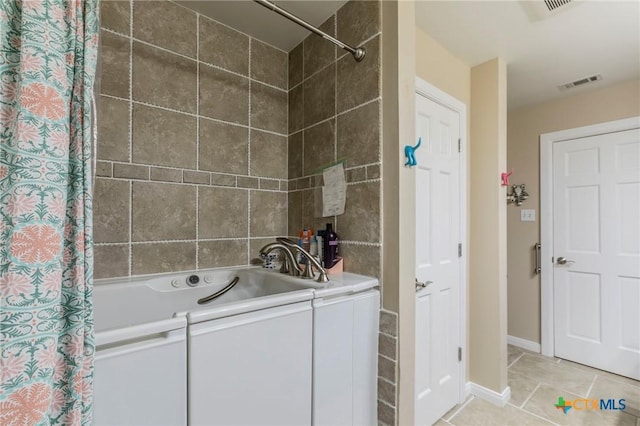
[539,116,640,357]
[415,77,468,402]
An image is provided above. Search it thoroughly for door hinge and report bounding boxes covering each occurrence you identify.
[458,243,462,258]
[458,347,462,362]
[458,138,461,153]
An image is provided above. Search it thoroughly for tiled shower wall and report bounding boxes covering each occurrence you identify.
[94,1,289,279]
[287,1,382,280]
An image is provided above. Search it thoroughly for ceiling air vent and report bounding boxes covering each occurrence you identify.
[520,0,580,21]
[559,74,603,90]
[544,0,572,12]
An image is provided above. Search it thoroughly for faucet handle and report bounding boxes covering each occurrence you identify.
[302,261,315,279]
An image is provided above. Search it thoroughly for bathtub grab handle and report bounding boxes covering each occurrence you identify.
[197,276,240,305]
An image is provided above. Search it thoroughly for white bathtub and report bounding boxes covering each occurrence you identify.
[93,266,379,426]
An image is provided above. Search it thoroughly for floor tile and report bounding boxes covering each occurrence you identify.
[449,397,554,425]
[442,395,474,421]
[523,383,636,426]
[509,369,541,407]
[559,359,640,388]
[509,353,596,397]
[508,345,525,366]
[589,375,640,417]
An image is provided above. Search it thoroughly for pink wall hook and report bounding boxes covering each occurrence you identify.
[501,169,513,186]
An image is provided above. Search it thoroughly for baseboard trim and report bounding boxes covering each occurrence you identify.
[468,382,511,407]
[507,335,541,353]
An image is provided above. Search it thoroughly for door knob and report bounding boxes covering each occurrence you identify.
[557,257,575,265]
[415,278,433,290]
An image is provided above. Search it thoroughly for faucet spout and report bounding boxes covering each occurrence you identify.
[259,243,302,276]
[276,238,329,283]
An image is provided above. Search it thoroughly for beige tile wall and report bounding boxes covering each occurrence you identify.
[95,0,289,279]
[287,0,383,280]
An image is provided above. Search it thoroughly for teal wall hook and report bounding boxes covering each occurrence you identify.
[404,137,422,167]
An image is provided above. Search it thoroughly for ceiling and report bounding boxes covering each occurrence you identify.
[177,0,348,52]
[178,0,639,110]
[416,0,640,110]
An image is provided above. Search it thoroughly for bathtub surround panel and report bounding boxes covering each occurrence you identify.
[132,242,197,275]
[100,0,129,34]
[251,82,288,134]
[133,0,196,58]
[132,104,197,169]
[198,187,248,239]
[132,182,197,241]
[337,0,381,47]
[199,17,249,76]
[199,119,249,175]
[337,36,381,113]
[251,39,288,90]
[250,191,288,237]
[94,245,129,279]
[250,130,288,179]
[94,179,130,243]
[199,65,249,125]
[96,2,288,278]
[98,96,130,161]
[337,100,381,168]
[100,31,130,98]
[303,64,336,127]
[132,41,197,114]
[303,119,336,176]
[303,16,336,79]
[198,240,249,268]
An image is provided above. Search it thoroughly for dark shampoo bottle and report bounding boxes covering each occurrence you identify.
[324,223,339,269]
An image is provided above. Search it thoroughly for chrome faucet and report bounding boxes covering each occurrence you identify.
[259,243,302,276]
[276,238,329,283]
[259,239,329,283]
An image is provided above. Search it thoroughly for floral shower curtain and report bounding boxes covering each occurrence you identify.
[0,0,99,424]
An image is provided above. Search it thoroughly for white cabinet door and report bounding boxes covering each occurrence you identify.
[553,129,640,379]
[189,301,313,426]
[313,290,380,426]
[94,329,187,426]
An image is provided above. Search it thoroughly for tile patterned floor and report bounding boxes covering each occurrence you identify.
[436,345,640,426]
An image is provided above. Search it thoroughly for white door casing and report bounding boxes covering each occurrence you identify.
[541,117,640,380]
[414,78,467,426]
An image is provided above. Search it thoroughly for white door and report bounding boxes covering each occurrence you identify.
[553,128,640,380]
[414,93,461,425]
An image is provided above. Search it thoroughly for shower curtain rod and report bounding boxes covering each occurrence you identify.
[253,0,366,62]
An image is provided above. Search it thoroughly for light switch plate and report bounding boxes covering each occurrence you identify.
[521,209,536,222]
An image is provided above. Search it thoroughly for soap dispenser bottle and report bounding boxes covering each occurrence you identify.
[324,223,339,268]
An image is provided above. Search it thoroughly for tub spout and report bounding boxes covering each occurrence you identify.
[276,238,329,283]
[259,243,302,276]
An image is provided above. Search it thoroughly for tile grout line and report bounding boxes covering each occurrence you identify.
[290,96,381,136]
[100,93,289,138]
[166,0,288,55]
[101,27,288,94]
[514,402,562,426]
[443,395,475,422]
[195,13,200,270]
[96,236,289,247]
[518,382,541,409]
[289,30,381,93]
[247,38,252,263]
[100,91,380,139]
[508,352,525,369]
[584,374,598,399]
[127,0,134,277]
[333,12,338,232]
